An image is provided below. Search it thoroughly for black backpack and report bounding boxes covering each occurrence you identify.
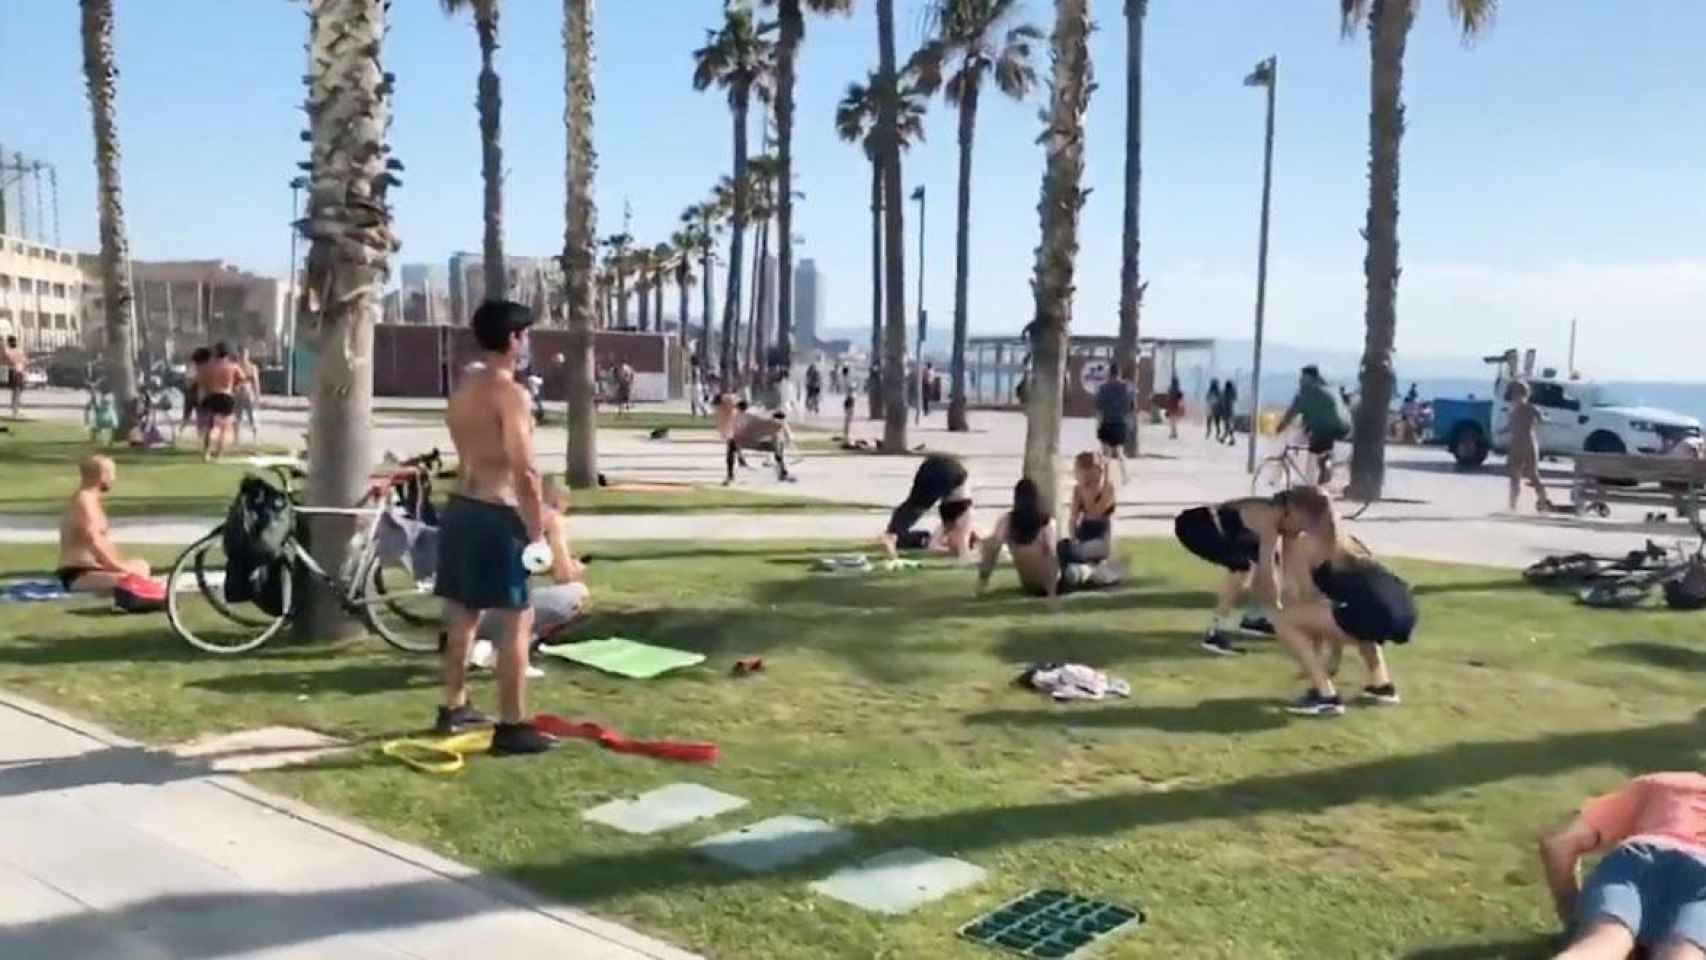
[1664,557,1706,611]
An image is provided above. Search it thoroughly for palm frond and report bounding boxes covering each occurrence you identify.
[1339,0,1367,38]
[1448,0,1497,40]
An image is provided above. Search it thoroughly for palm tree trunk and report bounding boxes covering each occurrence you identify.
[750,216,770,371]
[700,245,714,371]
[1116,0,1145,457]
[299,0,398,638]
[1348,0,1413,503]
[721,94,750,385]
[563,0,599,489]
[616,264,629,328]
[78,0,139,433]
[654,267,664,331]
[676,264,689,338]
[476,3,507,301]
[875,0,908,453]
[867,158,883,421]
[637,275,650,331]
[1025,0,1093,512]
[774,1,802,369]
[946,81,981,433]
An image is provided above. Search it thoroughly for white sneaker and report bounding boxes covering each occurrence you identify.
[467,639,495,669]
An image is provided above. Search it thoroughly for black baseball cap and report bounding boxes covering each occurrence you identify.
[471,300,535,351]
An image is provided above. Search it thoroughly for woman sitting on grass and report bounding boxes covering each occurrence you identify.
[1060,451,1117,566]
[1268,486,1416,718]
[977,478,1120,599]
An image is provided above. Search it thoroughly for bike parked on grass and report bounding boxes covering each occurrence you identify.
[166,451,446,655]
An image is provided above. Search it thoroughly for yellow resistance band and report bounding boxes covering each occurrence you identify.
[380,730,494,774]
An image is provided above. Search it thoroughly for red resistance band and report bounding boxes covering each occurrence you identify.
[531,714,718,765]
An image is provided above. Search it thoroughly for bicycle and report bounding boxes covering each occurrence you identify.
[1576,513,1706,609]
[1251,441,1372,519]
[165,451,447,655]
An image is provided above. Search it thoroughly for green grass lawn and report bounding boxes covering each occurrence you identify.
[1,537,1700,958]
[0,421,872,517]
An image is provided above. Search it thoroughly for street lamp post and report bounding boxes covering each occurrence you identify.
[1243,55,1277,475]
[286,176,307,397]
[910,183,925,426]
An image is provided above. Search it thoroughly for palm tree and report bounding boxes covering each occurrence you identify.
[634,248,652,331]
[1342,0,1496,501]
[758,0,854,369]
[298,0,401,634]
[681,200,724,371]
[693,6,775,386]
[873,0,909,452]
[669,229,696,336]
[1116,0,1146,457]
[1023,0,1093,511]
[440,0,507,303]
[77,0,139,432]
[601,231,633,328]
[562,0,598,488]
[835,71,927,421]
[744,152,784,369]
[651,241,672,333]
[913,0,1041,433]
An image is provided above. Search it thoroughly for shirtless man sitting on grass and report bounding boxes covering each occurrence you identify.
[57,455,151,592]
[434,300,554,755]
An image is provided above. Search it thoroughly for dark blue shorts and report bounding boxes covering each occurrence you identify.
[433,496,529,612]
[1578,842,1706,949]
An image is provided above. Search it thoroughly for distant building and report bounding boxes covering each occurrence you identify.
[398,262,450,325]
[0,233,84,352]
[83,259,289,363]
[794,258,822,350]
[448,252,563,325]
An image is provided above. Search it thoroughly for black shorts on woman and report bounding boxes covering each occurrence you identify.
[887,454,968,549]
[1173,505,1260,572]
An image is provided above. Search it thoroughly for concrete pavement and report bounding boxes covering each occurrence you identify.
[0,692,703,960]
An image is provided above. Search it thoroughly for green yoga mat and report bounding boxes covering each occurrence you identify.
[538,638,706,679]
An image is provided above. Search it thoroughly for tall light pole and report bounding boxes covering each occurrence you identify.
[911,183,926,425]
[286,176,307,396]
[1243,55,1277,475]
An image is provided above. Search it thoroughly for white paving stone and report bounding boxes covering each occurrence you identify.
[693,815,855,873]
[809,847,987,915]
[582,782,749,836]
[166,726,350,773]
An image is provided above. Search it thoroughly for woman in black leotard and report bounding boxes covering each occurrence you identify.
[1269,486,1416,718]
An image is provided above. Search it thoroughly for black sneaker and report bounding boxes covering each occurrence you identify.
[489,721,557,756]
[1239,614,1276,636]
[1199,631,1245,657]
[1362,684,1401,706]
[434,703,491,735]
[1284,689,1345,717]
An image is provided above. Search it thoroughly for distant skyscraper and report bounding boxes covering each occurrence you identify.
[794,258,822,350]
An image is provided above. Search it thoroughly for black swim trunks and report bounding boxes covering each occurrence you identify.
[201,392,237,417]
[887,454,968,536]
[434,495,530,611]
[1312,561,1417,645]
[1307,427,1346,456]
[1173,505,1260,572]
[1096,419,1129,448]
[55,565,101,590]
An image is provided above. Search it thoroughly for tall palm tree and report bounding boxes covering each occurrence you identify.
[669,229,696,336]
[693,6,775,386]
[562,0,599,488]
[679,201,723,370]
[634,247,652,331]
[758,0,853,369]
[744,152,784,369]
[77,0,139,432]
[602,231,633,328]
[913,0,1040,433]
[651,241,671,333]
[873,0,909,452]
[1023,0,1092,511]
[1116,0,1146,457]
[835,70,927,421]
[298,0,401,634]
[440,0,507,304]
[1342,0,1496,501]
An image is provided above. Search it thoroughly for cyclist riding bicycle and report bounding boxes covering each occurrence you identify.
[1275,365,1351,487]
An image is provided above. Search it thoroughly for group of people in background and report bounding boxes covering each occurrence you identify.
[179,342,260,460]
[1204,377,1240,445]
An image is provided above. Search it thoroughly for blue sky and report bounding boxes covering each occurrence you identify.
[2,1,1702,379]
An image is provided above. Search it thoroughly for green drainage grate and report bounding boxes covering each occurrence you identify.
[957,889,1143,958]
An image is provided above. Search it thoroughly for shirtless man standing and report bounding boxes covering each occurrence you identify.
[196,342,249,461]
[57,455,152,592]
[3,336,26,418]
[434,300,553,754]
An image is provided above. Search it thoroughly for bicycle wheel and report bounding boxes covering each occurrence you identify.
[1252,456,1292,494]
[359,556,441,654]
[166,529,292,654]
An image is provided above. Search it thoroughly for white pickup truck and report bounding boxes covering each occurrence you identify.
[1492,374,1701,457]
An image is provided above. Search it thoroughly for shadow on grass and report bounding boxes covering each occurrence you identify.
[1402,935,1561,959]
[0,627,329,667]
[996,627,1211,667]
[497,712,1706,906]
[1592,641,1706,673]
[966,697,1286,735]
[186,663,438,697]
